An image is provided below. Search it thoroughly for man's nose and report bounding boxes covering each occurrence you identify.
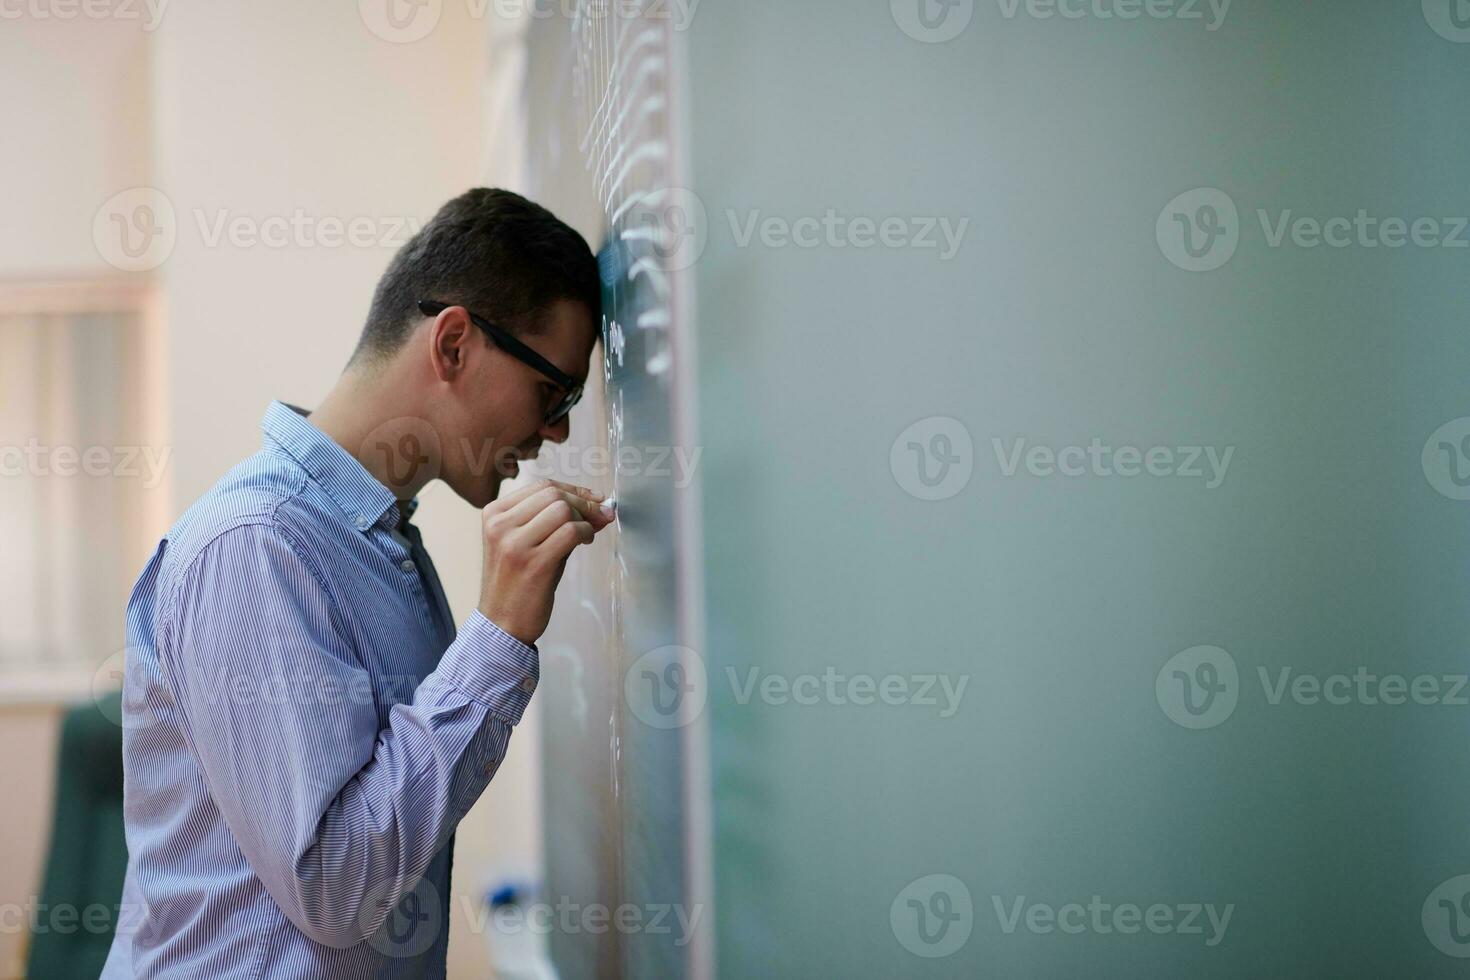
[539,414,571,444]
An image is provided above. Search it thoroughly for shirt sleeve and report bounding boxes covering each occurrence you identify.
[156,518,537,950]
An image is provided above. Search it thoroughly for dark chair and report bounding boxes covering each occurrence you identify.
[26,692,129,979]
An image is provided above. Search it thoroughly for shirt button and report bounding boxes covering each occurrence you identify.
[520,676,537,694]
[483,761,497,776]
[400,559,415,573]
[354,515,369,529]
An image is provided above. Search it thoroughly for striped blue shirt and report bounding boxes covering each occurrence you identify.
[102,400,538,979]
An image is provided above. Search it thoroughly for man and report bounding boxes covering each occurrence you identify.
[102,188,612,978]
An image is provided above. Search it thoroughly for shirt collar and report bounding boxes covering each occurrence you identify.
[260,400,419,532]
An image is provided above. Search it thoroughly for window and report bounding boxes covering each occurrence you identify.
[0,280,168,691]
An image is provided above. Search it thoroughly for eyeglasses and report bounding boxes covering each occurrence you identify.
[418,300,584,425]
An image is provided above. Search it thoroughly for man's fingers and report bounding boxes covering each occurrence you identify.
[496,478,599,511]
[526,490,617,543]
[492,478,603,513]
[505,485,612,530]
[542,520,596,559]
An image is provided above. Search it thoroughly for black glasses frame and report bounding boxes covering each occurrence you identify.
[418,300,584,425]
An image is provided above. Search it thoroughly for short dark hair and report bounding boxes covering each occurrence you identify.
[354,188,599,364]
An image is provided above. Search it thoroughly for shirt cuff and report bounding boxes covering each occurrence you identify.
[430,610,540,724]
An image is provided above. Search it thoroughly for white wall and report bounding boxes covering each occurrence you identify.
[0,16,151,277]
[0,15,153,979]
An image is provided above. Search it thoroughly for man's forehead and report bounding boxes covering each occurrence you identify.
[537,300,599,383]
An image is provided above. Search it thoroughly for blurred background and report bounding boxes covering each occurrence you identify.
[6,1,1470,978]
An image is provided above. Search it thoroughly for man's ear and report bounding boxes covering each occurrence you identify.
[428,306,475,382]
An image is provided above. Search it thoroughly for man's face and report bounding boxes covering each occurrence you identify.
[437,298,598,508]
